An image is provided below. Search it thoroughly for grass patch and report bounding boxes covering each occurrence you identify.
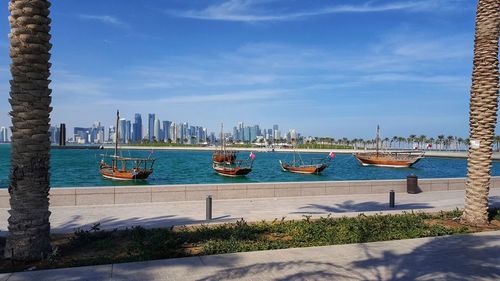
[1,209,499,273]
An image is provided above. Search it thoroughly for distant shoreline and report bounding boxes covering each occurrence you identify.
[1,143,492,160]
[103,145,499,160]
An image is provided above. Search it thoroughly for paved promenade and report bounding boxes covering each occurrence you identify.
[1,190,500,280]
[1,230,499,280]
[1,189,499,234]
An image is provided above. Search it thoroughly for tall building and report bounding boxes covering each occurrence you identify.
[250,125,260,142]
[238,122,244,141]
[202,128,208,143]
[148,113,155,141]
[273,124,279,140]
[59,123,66,146]
[90,121,105,143]
[163,120,172,142]
[288,129,298,142]
[154,118,161,142]
[179,122,186,143]
[243,126,251,142]
[132,113,142,143]
[118,118,127,144]
[232,126,238,141]
[74,127,90,144]
[48,126,60,144]
[126,120,131,143]
[209,132,216,144]
[170,122,178,143]
[0,127,8,143]
[108,126,116,143]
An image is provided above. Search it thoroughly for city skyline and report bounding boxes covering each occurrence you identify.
[0,0,495,138]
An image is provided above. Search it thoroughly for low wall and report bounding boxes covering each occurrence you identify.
[1,177,499,207]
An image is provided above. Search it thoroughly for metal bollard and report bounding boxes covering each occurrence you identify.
[389,190,395,208]
[206,195,212,220]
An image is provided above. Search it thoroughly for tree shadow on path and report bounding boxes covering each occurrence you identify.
[197,232,500,281]
[290,200,432,215]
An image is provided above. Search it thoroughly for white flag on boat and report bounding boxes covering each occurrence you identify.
[249,152,256,160]
[329,152,335,159]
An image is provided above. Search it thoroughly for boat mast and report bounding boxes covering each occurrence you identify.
[376,125,380,157]
[115,110,119,157]
[221,123,224,155]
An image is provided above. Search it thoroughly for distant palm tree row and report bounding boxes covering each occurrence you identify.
[311,135,500,151]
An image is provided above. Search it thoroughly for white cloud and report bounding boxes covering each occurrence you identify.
[78,14,128,27]
[166,0,467,22]
[99,89,283,107]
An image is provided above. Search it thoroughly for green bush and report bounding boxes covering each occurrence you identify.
[52,210,481,270]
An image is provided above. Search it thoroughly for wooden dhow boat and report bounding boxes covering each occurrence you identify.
[353,126,424,168]
[212,124,254,177]
[213,156,254,177]
[279,151,335,175]
[99,111,155,180]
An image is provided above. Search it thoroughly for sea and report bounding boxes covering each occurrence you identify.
[1,143,499,188]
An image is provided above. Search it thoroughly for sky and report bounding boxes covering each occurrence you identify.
[0,0,491,139]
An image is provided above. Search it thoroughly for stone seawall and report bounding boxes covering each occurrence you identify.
[1,177,499,207]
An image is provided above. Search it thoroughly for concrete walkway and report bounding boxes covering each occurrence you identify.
[1,230,499,280]
[1,189,499,235]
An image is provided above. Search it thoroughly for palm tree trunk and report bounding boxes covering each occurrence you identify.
[4,0,53,260]
[462,0,500,226]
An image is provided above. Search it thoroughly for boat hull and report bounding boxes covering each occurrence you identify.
[213,167,252,177]
[280,162,328,174]
[99,167,152,180]
[354,153,422,168]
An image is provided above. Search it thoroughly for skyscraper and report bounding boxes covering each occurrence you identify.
[132,113,142,143]
[170,122,178,143]
[48,126,60,144]
[118,118,127,144]
[162,120,172,142]
[148,113,155,141]
[0,127,8,143]
[90,121,105,143]
[59,123,66,146]
[154,118,161,142]
[126,120,131,143]
[238,122,244,141]
[244,126,251,143]
[273,125,280,140]
[108,126,116,143]
[74,127,91,144]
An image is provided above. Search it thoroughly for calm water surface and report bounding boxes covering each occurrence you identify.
[1,144,499,188]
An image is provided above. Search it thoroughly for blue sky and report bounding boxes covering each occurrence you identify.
[0,0,487,138]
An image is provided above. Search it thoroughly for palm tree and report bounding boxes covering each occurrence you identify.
[437,135,445,150]
[5,0,53,260]
[391,136,398,149]
[398,137,405,149]
[428,137,435,150]
[408,134,416,149]
[457,137,464,151]
[462,0,499,226]
[446,135,455,150]
[418,135,427,150]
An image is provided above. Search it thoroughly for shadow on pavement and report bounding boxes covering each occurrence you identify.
[52,214,237,234]
[290,200,431,215]
[196,233,500,281]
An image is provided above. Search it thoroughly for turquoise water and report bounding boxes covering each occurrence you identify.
[1,144,500,188]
